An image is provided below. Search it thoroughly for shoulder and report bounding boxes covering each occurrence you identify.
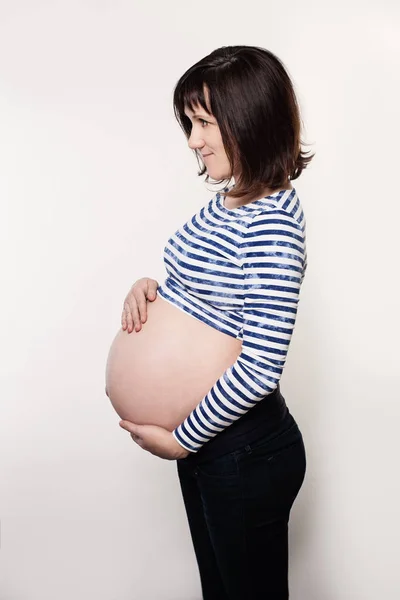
[242,208,305,239]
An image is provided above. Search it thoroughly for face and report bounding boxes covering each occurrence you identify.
[184,87,238,181]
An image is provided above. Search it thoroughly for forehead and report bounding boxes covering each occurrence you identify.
[183,85,213,117]
[184,103,211,118]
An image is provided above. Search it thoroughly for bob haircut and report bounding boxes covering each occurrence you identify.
[173,45,314,205]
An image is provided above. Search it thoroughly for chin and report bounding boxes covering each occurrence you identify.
[208,170,230,181]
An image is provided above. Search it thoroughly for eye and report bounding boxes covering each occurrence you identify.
[199,119,209,127]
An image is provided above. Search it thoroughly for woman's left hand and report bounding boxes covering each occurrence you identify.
[119,420,191,460]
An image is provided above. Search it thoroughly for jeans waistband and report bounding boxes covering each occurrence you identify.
[181,384,291,465]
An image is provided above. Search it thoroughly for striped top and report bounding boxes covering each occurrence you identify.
[157,184,307,453]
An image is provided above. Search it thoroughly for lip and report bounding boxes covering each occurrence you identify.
[202,153,213,158]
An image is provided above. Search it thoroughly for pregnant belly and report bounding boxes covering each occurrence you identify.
[105,292,242,431]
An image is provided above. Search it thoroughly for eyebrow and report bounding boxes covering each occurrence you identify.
[185,112,211,120]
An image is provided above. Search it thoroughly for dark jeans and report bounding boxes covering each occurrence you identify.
[176,389,306,600]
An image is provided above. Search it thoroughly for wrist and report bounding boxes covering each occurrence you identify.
[172,430,192,458]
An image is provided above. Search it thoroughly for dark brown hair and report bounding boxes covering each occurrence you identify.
[173,45,314,204]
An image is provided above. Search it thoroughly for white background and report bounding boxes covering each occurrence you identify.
[1,1,399,598]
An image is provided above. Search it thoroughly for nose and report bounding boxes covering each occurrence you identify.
[188,128,205,152]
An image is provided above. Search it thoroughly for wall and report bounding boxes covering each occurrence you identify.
[1,1,399,598]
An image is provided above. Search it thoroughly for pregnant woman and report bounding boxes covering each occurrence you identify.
[105,45,313,600]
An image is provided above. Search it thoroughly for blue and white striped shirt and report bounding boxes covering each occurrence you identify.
[157,184,307,453]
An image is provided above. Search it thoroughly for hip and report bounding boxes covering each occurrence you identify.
[178,384,298,465]
[177,411,306,510]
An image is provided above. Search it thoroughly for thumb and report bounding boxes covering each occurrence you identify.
[119,420,138,434]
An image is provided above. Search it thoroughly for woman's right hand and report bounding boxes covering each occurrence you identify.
[121,277,159,333]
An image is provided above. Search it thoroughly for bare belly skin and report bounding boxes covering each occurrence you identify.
[105,292,242,431]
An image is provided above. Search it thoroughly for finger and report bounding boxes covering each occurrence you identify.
[123,301,134,333]
[148,281,158,301]
[119,420,133,433]
[137,293,148,323]
[128,296,142,332]
[132,435,145,449]
[119,420,139,434]
[125,309,133,333]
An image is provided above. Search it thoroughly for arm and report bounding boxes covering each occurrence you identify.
[172,211,307,453]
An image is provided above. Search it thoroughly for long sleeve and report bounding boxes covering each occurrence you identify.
[172,210,307,453]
